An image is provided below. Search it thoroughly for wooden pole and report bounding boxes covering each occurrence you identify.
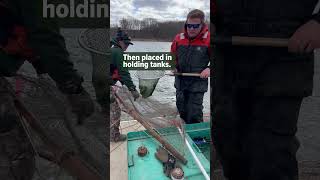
[166,72,202,77]
[232,36,288,47]
[213,36,288,47]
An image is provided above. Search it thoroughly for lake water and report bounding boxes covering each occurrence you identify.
[127,41,211,116]
[127,41,172,52]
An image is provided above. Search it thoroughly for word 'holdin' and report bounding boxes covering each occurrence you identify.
[123,54,166,61]
[43,0,109,18]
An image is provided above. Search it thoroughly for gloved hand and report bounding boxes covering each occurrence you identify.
[130,89,140,101]
[200,67,210,79]
[288,20,320,53]
[67,89,94,124]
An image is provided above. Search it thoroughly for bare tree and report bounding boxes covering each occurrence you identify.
[111,18,196,41]
[119,18,129,30]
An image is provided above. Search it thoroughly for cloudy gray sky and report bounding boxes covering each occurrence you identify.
[110,0,210,26]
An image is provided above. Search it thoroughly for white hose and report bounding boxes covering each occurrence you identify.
[177,128,210,180]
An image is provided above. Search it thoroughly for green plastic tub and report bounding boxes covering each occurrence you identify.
[127,122,211,180]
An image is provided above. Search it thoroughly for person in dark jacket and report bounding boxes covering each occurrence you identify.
[211,0,320,179]
[171,9,211,124]
[0,0,94,179]
[110,29,140,142]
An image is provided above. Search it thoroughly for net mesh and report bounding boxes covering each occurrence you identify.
[114,85,187,158]
[134,70,165,98]
[78,29,165,98]
[6,74,107,179]
[78,28,110,55]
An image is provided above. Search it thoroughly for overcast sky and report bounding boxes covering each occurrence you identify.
[110,0,210,26]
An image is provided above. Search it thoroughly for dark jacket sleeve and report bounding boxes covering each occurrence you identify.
[13,0,82,91]
[114,48,136,90]
[312,12,320,23]
[311,0,320,23]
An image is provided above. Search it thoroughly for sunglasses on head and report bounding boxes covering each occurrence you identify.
[186,23,201,29]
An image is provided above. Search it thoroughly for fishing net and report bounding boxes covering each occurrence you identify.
[134,70,166,98]
[113,85,188,161]
[114,86,213,180]
[78,28,109,56]
[6,74,107,179]
[78,28,166,99]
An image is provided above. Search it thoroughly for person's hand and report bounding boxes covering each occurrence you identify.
[170,68,178,75]
[67,89,94,124]
[130,89,140,100]
[200,68,210,78]
[288,20,320,53]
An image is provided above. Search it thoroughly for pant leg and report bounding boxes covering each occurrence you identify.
[0,126,35,180]
[0,77,35,180]
[212,91,253,179]
[92,54,109,108]
[176,90,188,122]
[0,84,19,132]
[110,98,121,140]
[212,75,252,179]
[247,54,314,180]
[186,92,204,124]
[248,96,302,180]
[211,46,254,179]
